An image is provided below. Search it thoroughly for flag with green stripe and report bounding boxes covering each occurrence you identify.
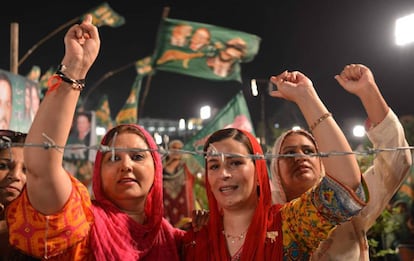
[152,18,261,82]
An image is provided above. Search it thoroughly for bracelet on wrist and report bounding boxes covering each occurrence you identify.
[55,64,85,91]
[309,112,332,132]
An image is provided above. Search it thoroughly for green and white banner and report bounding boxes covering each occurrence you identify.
[152,18,261,82]
[0,69,40,132]
[184,91,255,164]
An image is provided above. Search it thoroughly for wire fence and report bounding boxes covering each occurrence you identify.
[1,133,413,161]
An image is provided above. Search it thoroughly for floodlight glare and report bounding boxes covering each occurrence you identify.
[395,13,414,46]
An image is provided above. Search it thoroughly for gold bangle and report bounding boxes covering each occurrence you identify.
[309,112,332,132]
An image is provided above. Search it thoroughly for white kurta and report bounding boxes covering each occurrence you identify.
[311,109,412,261]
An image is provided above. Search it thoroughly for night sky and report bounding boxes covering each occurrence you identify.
[1,0,414,140]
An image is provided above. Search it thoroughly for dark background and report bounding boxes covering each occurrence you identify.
[1,0,414,141]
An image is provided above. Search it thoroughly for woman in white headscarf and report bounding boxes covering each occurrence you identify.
[270,63,412,260]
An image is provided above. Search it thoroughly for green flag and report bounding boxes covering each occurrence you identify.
[26,65,41,82]
[152,18,261,82]
[85,2,125,28]
[184,91,255,163]
[135,56,153,76]
[113,56,152,125]
[115,76,142,124]
[95,94,113,130]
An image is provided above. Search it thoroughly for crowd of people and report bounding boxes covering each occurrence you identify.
[162,139,207,230]
[0,14,412,261]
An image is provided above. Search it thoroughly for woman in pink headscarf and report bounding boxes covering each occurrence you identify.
[7,15,185,260]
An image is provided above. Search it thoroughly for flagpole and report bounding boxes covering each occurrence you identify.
[18,16,80,68]
[138,6,170,118]
[80,61,136,110]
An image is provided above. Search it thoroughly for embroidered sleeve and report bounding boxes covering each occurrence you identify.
[281,175,368,259]
[312,175,368,223]
[6,174,93,258]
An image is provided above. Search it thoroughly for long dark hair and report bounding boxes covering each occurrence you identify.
[203,128,253,154]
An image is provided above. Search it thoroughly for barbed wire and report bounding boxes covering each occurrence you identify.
[1,136,413,161]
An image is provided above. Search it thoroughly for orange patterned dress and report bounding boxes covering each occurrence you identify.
[7,175,94,260]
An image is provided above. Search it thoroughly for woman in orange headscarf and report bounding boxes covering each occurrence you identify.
[183,67,369,260]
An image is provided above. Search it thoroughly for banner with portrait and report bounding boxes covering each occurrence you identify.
[0,69,40,132]
[63,110,97,189]
[152,18,261,82]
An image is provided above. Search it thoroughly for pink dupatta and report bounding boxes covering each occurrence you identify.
[90,124,183,260]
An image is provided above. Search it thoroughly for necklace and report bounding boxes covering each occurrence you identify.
[222,230,246,244]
